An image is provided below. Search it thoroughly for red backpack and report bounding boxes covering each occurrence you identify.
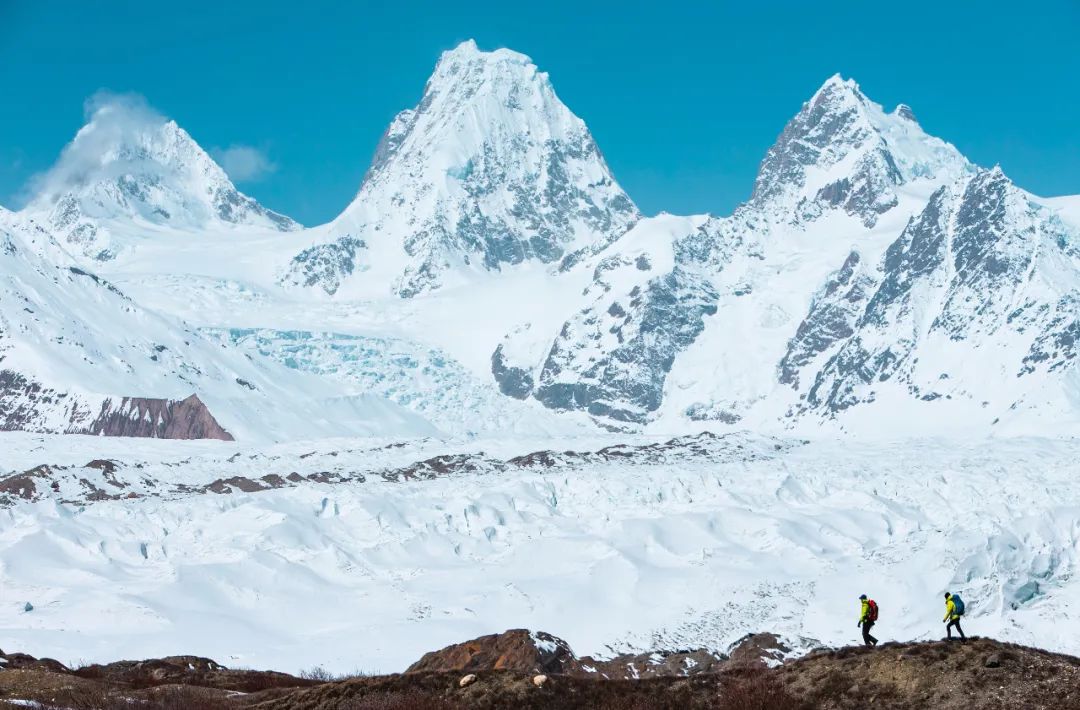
[867,599,879,622]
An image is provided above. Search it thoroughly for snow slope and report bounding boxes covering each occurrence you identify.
[0,209,432,442]
[0,432,1077,673]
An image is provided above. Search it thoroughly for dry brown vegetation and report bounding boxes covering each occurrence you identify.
[0,637,1077,710]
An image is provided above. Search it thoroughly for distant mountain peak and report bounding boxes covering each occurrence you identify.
[809,73,865,103]
[435,38,534,70]
[24,93,298,259]
[751,75,970,227]
[294,41,639,298]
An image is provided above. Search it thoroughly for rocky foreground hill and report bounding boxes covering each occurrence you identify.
[0,629,1077,709]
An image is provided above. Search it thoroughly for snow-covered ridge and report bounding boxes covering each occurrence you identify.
[490,73,1080,433]
[782,165,1080,435]
[0,212,431,442]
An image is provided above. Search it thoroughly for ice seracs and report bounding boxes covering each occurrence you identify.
[23,94,298,260]
[283,40,639,298]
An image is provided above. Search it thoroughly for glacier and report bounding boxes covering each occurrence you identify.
[0,432,1077,673]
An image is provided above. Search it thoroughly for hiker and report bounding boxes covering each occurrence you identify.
[857,594,879,647]
[943,592,967,640]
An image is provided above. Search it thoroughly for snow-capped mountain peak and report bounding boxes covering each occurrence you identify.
[287,40,639,298]
[751,75,970,227]
[24,94,298,260]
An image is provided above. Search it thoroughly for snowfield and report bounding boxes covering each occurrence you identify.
[0,431,1076,673]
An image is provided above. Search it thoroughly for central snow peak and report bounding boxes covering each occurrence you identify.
[24,94,298,260]
[293,39,639,298]
[751,74,970,227]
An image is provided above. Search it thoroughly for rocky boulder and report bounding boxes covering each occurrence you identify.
[406,629,582,675]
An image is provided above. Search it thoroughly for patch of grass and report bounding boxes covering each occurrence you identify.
[342,689,457,710]
[717,672,810,710]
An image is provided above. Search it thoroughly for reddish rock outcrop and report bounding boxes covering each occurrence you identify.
[406,629,582,675]
[81,394,234,441]
[727,632,792,668]
[1,366,234,441]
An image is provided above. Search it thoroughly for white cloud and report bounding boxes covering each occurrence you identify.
[17,90,277,207]
[20,91,169,205]
[211,145,276,183]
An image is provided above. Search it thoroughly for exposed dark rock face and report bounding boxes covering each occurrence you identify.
[779,251,874,389]
[83,394,234,440]
[0,465,50,501]
[0,369,233,440]
[281,236,366,295]
[490,344,534,399]
[751,77,905,228]
[495,215,758,425]
[532,267,719,423]
[211,183,298,232]
[1020,296,1080,375]
[786,167,1080,417]
[0,369,93,433]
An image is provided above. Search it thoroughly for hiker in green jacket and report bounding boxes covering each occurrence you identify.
[857,594,879,647]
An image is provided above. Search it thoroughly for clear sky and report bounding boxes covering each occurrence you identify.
[2,0,1078,226]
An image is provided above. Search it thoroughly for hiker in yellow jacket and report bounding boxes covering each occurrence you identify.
[857,594,879,647]
[943,592,967,641]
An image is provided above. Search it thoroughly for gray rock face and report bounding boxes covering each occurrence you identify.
[281,236,366,295]
[786,167,1080,416]
[1019,297,1080,375]
[750,76,967,229]
[492,210,765,426]
[211,183,297,232]
[491,344,534,399]
[751,77,903,227]
[532,267,719,423]
[779,250,875,389]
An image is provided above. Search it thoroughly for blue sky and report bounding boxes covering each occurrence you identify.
[2,0,1078,225]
